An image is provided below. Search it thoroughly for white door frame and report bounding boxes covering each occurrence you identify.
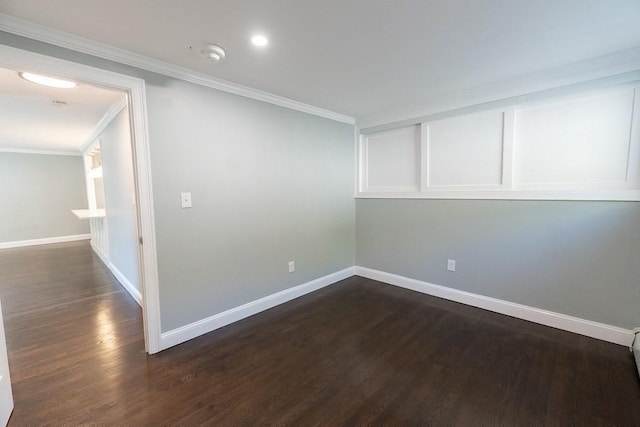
[0,44,162,354]
[0,300,14,425]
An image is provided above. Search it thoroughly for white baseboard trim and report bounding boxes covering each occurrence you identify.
[90,240,109,265]
[160,266,356,351]
[355,266,634,347]
[89,241,142,307]
[108,262,142,307]
[633,328,640,378]
[0,234,90,249]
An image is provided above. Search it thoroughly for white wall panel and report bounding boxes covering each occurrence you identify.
[514,89,635,186]
[365,125,419,191]
[357,85,640,200]
[427,110,505,187]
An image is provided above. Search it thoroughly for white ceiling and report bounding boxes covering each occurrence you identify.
[0,66,124,153]
[1,0,640,126]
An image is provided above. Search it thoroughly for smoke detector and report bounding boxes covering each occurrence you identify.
[51,100,69,107]
[201,44,226,62]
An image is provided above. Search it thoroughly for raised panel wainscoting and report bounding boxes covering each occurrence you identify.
[358,83,640,201]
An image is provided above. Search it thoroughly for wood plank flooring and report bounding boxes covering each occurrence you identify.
[0,240,639,425]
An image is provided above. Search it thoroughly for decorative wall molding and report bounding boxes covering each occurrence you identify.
[355,266,634,347]
[357,84,640,202]
[0,13,355,125]
[79,95,128,152]
[0,234,90,249]
[160,267,356,351]
[0,148,82,156]
[355,189,640,201]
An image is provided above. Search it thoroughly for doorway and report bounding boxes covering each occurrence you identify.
[0,44,161,354]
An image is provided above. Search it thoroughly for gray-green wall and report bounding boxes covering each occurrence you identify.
[356,199,640,329]
[0,152,88,243]
[0,32,356,332]
[6,30,636,338]
[100,106,139,293]
[150,80,354,330]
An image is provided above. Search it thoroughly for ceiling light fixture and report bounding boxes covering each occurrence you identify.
[19,72,76,89]
[251,35,269,47]
[201,44,226,61]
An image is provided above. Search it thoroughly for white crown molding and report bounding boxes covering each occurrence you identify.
[0,147,82,156]
[0,14,355,125]
[79,95,128,152]
[359,48,640,130]
[355,267,634,347]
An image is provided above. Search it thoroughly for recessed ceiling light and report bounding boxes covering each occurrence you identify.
[251,35,269,47]
[19,72,76,89]
[201,44,226,61]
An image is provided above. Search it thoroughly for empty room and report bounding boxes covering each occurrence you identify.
[0,1,639,425]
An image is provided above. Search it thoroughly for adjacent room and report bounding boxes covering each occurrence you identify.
[0,1,639,424]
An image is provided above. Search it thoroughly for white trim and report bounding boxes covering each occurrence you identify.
[159,267,355,351]
[355,189,640,201]
[633,328,640,378]
[129,75,162,354]
[500,107,515,187]
[358,86,640,201]
[90,240,109,265]
[108,262,143,307]
[0,148,82,156]
[0,234,90,249]
[89,240,143,307]
[79,95,128,152]
[353,126,360,196]
[83,146,98,210]
[0,44,162,354]
[419,123,428,191]
[355,267,634,347]
[0,14,355,125]
[627,88,640,186]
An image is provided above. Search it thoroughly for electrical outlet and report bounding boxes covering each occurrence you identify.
[447,259,456,272]
[288,261,295,273]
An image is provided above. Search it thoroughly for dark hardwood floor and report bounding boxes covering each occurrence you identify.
[0,241,639,425]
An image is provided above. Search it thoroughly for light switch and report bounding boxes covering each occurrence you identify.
[447,259,456,272]
[180,192,192,208]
